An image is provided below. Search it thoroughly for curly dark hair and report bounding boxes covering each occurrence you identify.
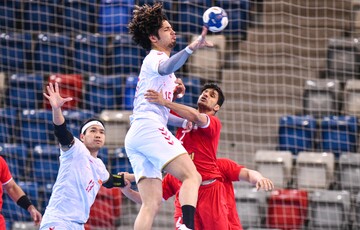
[128,2,168,50]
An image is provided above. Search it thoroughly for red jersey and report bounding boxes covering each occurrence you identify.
[176,115,222,181]
[217,158,244,230]
[0,156,13,228]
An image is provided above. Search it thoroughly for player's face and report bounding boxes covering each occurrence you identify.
[157,20,176,49]
[81,125,106,150]
[197,88,220,113]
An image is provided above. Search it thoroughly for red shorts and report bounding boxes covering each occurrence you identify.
[195,179,229,230]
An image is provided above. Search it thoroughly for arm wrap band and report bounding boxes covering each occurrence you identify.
[17,195,32,211]
[54,122,74,148]
[103,173,126,188]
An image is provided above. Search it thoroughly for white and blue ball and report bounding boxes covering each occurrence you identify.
[202,6,228,33]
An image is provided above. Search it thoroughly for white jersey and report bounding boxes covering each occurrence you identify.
[40,138,109,227]
[130,49,178,126]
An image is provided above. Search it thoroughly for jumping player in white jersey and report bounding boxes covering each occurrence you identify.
[125,2,213,230]
[40,82,130,230]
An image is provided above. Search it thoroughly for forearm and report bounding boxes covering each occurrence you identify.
[164,101,206,126]
[121,188,142,204]
[52,107,65,126]
[158,48,191,75]
[247,170,265,184]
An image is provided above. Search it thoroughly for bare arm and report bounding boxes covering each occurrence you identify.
[120,179,142,204]
[239,168,274,191]
[4,180,42,225]
[145,90,208,127]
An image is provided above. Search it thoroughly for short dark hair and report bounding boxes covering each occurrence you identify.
[201,83,225,107]
[128,2,168,50]
[79,118,105,135]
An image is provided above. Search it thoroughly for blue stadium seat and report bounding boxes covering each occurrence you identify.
[84,75,123,114]
[0,1,22,30]
[32,145,59,185]
[215,0,250,38]
[73,34,108,74]
[0,32,32,73]
[110,147,133,174]
[62,109,95,138]
[109,34,145,75]
[0,108,18,143]
[0,144,28,181]
[98,147,109,168]
[3,181,39,222]
[97,0,134,34]
[176,76,201,107]
[320,115,357,158]
[174,0,212,34]
[33,33,71,73]
[23,0,60,32]
[171,34,188,53]
[63,0,97,33]
[124,75,138,110]
[39,183,53,214]
[6,73,44,109]
[19,109,54,148]
[278,115,317,155]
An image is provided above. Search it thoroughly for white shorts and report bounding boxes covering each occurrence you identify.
[125,118,187,183]
[40,221,84,230]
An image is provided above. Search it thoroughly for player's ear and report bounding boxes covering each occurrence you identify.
[213,104,220,112]
[149,35,157,43]
[80,133,85,142]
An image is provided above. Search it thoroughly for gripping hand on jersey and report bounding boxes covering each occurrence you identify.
[145,89,167,105]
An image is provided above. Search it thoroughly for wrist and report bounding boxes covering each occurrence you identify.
[185,46,193,54]
[182,119,188,129]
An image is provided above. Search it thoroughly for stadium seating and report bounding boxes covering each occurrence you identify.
[303,79,341,118]
[108,34,145,75]
[0,1,22,30]
[23,0,60,32]
[73,34,108,74]
[344,79,360,116]
[33,33,71,73]
[6,73,44,109]
[97,0,134,34]
[39,183,53,214]
[327,37,360,81]
[215,0,250,39]
[308,190,350,229]
[0,144,28,181]
[0,32,32,73]
[63,0,97,33]
[0,108,18,144]
[175,76,202,107]
[2,181,39,222]
[266,189,308,230]
[234,186,267,228]
[84,75,123,114]
[19,109,54,148]
[62,109,95,138]
[339,152,360,194]
[255,150,293,189]
[124,75,138,110]
[46,74,83,110]
[174,0,212,34]
[86,186,122,228]
[99,110,131,149]
[320,115,357,158]
[110,147,133,175]
[355,192,360,229]
[32,144,59,186]
[295,151,335,190]
[278,115,317,155]
[98,147,109,168]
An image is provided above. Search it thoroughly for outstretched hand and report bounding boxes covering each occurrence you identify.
[43,82,73,109]
[187,26,214,51]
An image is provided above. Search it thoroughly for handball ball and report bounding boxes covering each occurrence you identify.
[202,6,228,33]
